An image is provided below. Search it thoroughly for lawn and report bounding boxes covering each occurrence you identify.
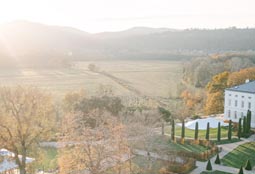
[33,147,58,171]
[222,142,255,169]
[165,125,230,139]
[201,171,233,174]
[133,135,208,154]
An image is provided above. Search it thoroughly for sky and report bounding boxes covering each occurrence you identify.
[0,0,255,33]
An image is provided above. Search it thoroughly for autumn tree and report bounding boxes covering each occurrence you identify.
[0,86,56,174]
[59,91,129,174]
[205,71,229,115]
[228,67,255,87]
[180,89,205,114]
[158,107,172,135]
[59,112,129,174]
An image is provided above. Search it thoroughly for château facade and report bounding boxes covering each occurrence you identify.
[224,80,255,128]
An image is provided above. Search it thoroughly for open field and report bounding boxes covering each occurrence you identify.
[222,142,255,169]
[0,61,183,99]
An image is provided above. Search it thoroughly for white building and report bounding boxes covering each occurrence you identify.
[224,80,255,128]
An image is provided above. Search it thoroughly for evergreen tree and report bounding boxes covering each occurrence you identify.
[206,159,212,171]
[243,116,247,136]
[214,153,221,164]
[194,122,199,140]
[181,120,185,139]
[245,159,252,170]
[247,110,251,134]
[238,166,244,174]
[238,118,242,139]
[206,122,210,140]
[217,122,221,142]
[171,119,175,142]
[228,120,232,140]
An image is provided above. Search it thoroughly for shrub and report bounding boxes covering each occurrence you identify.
[238,166,244,174]
[228,120,232,140]
[206,122,210,141]
[206,159,212,171]
[245,159,252,170]
[217,122,221,142]
[171,119,175,142]
[238,118,242,139]
[194,122,199,140]
[214,153,220,164]
[247,110,251,133]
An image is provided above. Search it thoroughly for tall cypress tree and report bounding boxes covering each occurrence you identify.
[243,116,247,136]
[247,110,251,134]
[228,120,232,140]
[171,119,175,142]
[217,122,221,142]
[206,122,210,141]
[195,122,199,140]
[181,120,185,139]
[238,118,242,139]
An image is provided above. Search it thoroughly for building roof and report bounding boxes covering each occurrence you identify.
[226,80,255,93]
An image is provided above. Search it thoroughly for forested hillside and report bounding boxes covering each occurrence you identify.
[183,52,255,87]
[2,21,255,67]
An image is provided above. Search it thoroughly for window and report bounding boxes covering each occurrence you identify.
[241,112,244,118]
[248,96,252,99]
[228,99,231,106]
[235,100,238,107]
[235,95,238,97]
[234,111,237,119]
[242,96,245,98]
[229,94,232,96]
[241,101,244,108]
[228,110,231,118]
[248,102,251,109]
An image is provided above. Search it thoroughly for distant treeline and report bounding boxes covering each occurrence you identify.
[183,52,255,87]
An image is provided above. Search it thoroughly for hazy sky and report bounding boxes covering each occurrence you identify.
[0,0,255,33]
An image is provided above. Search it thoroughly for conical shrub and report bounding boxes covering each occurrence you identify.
[206,159,212,171]
[245,159,252,170]
[214,153,221,164]
[238,166,243,174]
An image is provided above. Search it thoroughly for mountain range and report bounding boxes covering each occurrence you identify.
[0,21,255,67]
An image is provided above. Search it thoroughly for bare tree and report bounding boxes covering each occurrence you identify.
[0,86,56,174]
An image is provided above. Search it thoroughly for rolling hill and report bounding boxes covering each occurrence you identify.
[1,21,255,67]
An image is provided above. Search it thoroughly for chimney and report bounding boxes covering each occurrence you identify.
[245,79,250,83]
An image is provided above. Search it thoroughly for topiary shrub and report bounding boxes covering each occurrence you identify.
[214,153,221,164]
[238,166,244,174]
[245,159,252,170]
[206,159,212,171]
